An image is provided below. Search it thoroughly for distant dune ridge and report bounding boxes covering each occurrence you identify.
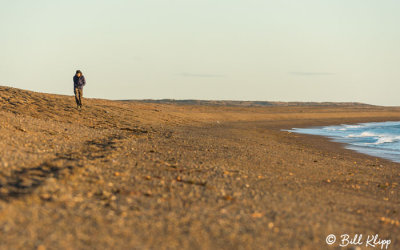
[0,85,399,249]
[124,98,373,107]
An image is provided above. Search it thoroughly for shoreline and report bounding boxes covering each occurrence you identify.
[284,120,400,164]
[223,116,400,167]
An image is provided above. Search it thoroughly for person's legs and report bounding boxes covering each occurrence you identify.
[78,88,83,107]
[74,87,80,108]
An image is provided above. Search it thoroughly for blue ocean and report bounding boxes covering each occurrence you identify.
[287,121,400,163]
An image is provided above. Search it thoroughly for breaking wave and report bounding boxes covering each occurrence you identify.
[286,121,400,163]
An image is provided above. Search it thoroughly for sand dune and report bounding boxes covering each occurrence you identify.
[0,86,399,249]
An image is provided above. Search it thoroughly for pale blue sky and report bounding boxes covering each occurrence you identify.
[1,0,399,105]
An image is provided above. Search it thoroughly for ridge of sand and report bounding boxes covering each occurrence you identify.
[0,86,399,249]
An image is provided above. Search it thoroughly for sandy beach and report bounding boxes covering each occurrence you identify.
[0,86,399,249]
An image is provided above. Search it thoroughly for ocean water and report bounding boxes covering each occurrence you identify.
[286,121,400,163]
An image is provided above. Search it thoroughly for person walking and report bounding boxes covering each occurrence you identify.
[73,70,86,109]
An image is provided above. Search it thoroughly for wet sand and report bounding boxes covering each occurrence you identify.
[0,86,399,249]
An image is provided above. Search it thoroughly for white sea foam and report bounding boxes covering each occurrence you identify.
[346,131,400,145]
[323,127,337,131]
[347,131,376,138]
[345,125,362,129]
[367,135,400,145]
[286,121,400,163]
[339,125,363,131]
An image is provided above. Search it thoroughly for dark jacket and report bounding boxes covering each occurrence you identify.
[73,75,86,88]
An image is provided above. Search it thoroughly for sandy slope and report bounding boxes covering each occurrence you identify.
[0,86,399,249]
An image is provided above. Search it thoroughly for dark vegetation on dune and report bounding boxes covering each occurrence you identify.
[122,98,374,107]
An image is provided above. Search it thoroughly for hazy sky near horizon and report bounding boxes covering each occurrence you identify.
[1,0,399,105]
